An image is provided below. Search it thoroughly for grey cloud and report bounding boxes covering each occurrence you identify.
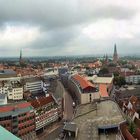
[27,26,80,50]
[0,0,136,29]
[0,0,138,56]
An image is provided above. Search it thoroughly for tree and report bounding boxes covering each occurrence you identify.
[129,121,136,135]
[114,76,126,87]
[99,67,109,75]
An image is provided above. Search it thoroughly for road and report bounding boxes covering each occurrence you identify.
[37,122,62,140]
[63,89,74,121]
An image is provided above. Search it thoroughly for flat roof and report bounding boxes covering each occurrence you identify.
[87,76,113,84]
[73,100,125,140]
[23,77,42,83]
[0,125,21,140]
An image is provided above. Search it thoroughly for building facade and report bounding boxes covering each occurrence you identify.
[0,102,35,139]
[125,75,140,84]
[30,95,59,132]
[23,77,43,94]
[0,81,23,100]
[68,74,100,104]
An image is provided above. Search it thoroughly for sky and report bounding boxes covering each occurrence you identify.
[0,0,140,57]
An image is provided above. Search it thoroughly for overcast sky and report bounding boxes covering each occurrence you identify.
[0,0,140,57]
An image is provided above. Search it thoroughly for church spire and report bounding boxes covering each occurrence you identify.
[113,44,119,63]
[19,49,24,65]
[20,49,22,60]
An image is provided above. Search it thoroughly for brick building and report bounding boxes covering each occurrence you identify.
[0,102,35,139]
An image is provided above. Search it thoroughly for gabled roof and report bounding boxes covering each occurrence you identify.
[30,95,54,108]
[72,74,94,89]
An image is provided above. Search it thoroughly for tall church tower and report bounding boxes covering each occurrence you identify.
[19,49,23,65]
[113,44,119,63]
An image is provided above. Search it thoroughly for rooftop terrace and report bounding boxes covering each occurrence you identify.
[73,100,125,140]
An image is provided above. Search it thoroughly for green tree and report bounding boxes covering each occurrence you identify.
[99,67,109,75]
[129,121,136,135]
[114,76,126,87]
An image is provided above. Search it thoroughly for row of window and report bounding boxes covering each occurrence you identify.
[19,116,34,123]
[19,123,34,130]
[0,116,11,121]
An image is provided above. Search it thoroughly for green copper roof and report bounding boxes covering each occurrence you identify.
[0,125,21,140]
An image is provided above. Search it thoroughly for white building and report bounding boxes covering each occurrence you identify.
[125,75,140,84]
[23,77,43,93]
[8,86,23,100]
[0,81,23,100]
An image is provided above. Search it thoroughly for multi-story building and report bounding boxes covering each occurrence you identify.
[125,75,140,84]
[0,81,23,100]
[68,74,100,104]
[8,81,23,100]
[0,102,35,139]
[30,95,59,132]
[23,77,43,94]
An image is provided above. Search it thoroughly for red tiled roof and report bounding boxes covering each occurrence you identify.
[0,102,31,113]
[30,95,54,108]
[99,84,109,97]
[72,74,94,89]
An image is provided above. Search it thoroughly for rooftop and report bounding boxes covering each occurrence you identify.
[99,84,109,97]
[0,69,17,78]
[0,125,21,140]
[87,75,113,84]
[30,95,54,108]
[0,102,33,117]
[23,76,42,83]
[72,74,94,90]
[73,100,125,140]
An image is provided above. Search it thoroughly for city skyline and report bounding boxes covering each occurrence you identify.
[0,0,140,56]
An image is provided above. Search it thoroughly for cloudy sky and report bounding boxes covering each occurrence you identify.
[0,0,140,57]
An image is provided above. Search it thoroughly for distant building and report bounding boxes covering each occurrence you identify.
[125,75,140,84]
[0,69,17,79]
[58,67,68,78]
[19,49,24,66]
[0,102,36,139]
[30,95,59,132]
[113,44,119,63]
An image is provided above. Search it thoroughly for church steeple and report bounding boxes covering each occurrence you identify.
[19,49,23,65]
[113,44,119,63]
[20,49,22,60]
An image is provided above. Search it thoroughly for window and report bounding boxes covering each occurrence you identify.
[89,94,92,102]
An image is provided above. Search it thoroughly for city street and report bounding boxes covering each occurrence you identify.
[63,89,74,121]
[37,122,63,140]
